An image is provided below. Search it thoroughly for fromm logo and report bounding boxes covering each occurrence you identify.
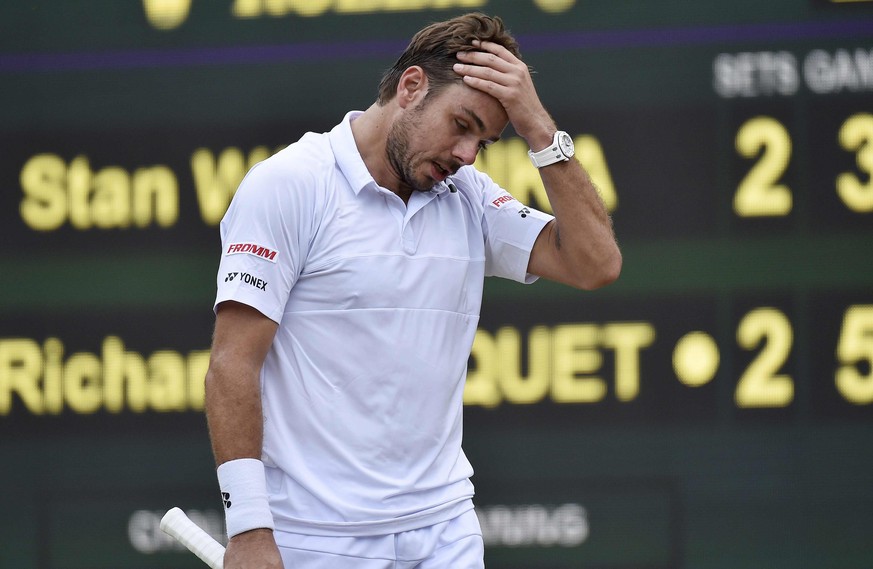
[491,194,517,208]
[225,242,279,263]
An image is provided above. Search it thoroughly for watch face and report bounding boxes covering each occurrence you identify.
[558,132,574,156]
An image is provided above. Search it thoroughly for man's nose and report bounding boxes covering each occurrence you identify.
[453,139,479,166]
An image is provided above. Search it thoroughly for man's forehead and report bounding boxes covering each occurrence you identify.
[439,83,508,137]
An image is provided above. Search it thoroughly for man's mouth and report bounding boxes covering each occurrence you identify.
[432,161,449,181]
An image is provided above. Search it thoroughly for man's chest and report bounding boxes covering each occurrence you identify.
[288,190,486,313]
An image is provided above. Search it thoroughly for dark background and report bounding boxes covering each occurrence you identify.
[2,1,873,567]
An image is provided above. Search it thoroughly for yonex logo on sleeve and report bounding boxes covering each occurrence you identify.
[225,242,279,263]
[225,272,268,290]
[490,195,517,208]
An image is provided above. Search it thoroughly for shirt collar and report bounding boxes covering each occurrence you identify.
[328,111,377,196]
[328,110,454,197]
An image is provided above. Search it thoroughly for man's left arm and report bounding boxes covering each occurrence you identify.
[455,40,622,290]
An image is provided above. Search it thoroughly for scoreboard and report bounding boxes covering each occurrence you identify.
[2,1,873,567]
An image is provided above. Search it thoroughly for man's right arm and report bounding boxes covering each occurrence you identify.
[204,300,283,569]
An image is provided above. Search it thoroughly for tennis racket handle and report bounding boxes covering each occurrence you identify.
[160,507,225,569]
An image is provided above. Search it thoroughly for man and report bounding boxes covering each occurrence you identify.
[205,12,621,569]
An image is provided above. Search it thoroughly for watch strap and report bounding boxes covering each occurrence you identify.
[528,131,572,168]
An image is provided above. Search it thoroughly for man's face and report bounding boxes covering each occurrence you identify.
[385,82,508,194]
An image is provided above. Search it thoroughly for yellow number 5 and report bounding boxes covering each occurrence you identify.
[836,305,873,405]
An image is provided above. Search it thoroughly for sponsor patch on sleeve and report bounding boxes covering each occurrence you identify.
[225,242,279,263]
[490,194,518,209]
[224,271,268,290]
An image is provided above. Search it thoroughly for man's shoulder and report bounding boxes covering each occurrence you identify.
[264,131,334,172]
[244,130,337,188]
[450,166,505,205]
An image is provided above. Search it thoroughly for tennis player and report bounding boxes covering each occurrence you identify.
[205,12,621,569]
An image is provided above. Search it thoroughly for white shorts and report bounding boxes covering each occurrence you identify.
[275,508,485,569]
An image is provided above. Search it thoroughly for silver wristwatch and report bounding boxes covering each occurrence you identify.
[528,131,575,168]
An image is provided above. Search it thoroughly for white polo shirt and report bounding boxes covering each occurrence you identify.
[214,111,553,537]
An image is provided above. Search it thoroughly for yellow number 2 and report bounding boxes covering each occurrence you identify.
[735,307,794,408]
[734,116,793,217]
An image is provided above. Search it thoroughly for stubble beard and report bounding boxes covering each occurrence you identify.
[385,107,436,194]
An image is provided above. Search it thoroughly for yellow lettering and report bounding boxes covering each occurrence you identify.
[148,351,187,411]
[601,322,656,401]
[186,350,211,410]
[382,0,430,10]
[264,0,290,16]
[551,324,605,403]
[19,154,180,231]
[294,0,333,17]
[64,352,103,414]
[142,0,192,30]
[0,336,211,416]
[464,322,657,407]
[335,0,382,14]
[234,0,485,18]
[0,339,44,414]
[43,338,64,414]
[19,154,67,231]
[192,146,270,225]
[92,166,131,228]
[68,155,93,229]
[497,326,551,404]
[132,166,179,227]
[533,0,576,13]
[103,336,149,413]
[232,0,262,17]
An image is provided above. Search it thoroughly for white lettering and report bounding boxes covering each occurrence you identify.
[804,48,873,94]
[713,51,799,98]
[477,503,589,548]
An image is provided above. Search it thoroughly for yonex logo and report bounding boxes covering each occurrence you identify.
[226,242,279,263]
[518,207,530,218]
[225,272,268,290]
[222,492,232,509]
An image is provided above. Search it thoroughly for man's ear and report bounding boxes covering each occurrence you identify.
[396,66,428,109]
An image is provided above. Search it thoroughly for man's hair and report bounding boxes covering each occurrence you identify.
[376,13,521,106]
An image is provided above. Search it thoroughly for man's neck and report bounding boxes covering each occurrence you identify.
[349,103,410,201]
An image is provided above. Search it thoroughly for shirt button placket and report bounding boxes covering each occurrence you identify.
[401,223,416,254]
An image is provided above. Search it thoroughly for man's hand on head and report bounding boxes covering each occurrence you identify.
[453,40,556,150]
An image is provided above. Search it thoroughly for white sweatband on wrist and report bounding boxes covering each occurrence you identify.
[216,458,274,539]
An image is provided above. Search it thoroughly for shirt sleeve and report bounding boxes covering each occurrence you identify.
[213,155,314,324]
[476,172,554,284]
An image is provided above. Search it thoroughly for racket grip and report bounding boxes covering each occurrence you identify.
[160,507,225,569]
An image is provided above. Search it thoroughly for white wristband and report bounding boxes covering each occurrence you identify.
[216,458,274,539]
